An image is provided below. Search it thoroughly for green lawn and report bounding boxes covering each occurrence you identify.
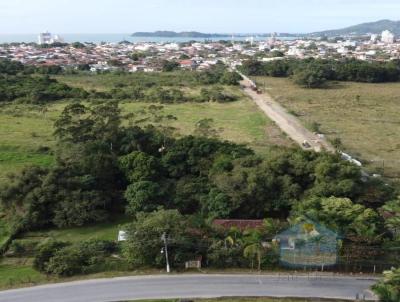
[0,258,47,289]
[0,218,11,249]
[0,96,290,182]
[0,103,60,182]
[53,72,217,92]
[0,216,132,290]
[255,76,400,178]
[22,216,131,244]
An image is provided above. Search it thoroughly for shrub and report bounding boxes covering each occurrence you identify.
[219,71,242,85]
[372,267,400,302]
[45,245,87,276]
[8,239,41,257]
[293,68,327,88]
[39,239,117,276]
[33,240,69,272]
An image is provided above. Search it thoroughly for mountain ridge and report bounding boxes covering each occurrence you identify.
[310,19,400,36]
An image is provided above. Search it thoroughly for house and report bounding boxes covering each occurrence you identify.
[212,219,264,231]
[179,59,197,70]
[275,220,339,268]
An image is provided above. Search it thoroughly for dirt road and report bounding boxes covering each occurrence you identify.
[240,75,335,153]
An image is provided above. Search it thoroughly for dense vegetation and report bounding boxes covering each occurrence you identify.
[0,75,88,103]
[373,267,400,302]
[240,58,400,88]
[0,97,398,276]
[0,59,242,104]
[0,60,399,279]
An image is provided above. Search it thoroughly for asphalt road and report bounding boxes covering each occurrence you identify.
[0,274,378,302]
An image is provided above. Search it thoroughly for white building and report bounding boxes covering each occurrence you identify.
[38,32,52,44]
[287,46,305,57]
[381,30,395,44]
[38,32,64,45]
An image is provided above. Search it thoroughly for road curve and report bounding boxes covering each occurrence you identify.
[0,274,378,302]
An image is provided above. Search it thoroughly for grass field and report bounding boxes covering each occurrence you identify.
[0,218,11,249]
[0,259,47,289]
[22,215,131,243]
[0,92,290,182]
[53,72,201,91]
[254,76,400,178]
[0,256,152,290]
[0,74,291,289]
[0,215,130,289]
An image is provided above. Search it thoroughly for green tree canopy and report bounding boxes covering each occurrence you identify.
[123,209,188,267]
[291,196,381,239]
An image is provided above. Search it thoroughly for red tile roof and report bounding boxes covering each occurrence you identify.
[179,59,193,65]
[212,219,264,231]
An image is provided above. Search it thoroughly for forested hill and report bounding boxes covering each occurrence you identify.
[131,31,228,38]
[310,19,400,36]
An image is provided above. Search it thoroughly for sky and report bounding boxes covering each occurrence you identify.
[1,0,400,34]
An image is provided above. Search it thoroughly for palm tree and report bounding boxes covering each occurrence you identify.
[243,243,264,270]
[242,228,266,270]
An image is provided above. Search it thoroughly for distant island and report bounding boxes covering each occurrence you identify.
[131,31,229,38]
[309,19,400,37]
[131,31,303,39]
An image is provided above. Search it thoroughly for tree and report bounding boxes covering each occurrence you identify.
[220,71,242,85]
[71,42,85,49]
[309,154,363,199]
[44,239,116,276]
[203,188,236,219]
[162,60,180,72]
[372,267,400,302]
[240,60,264,76]
[130,105,177,151]
[119,151,161,183]
[243,243,264,270]
[123,209,188,268]
[199,87,237,103]
[53,103,94,144]
[292,196,381,238]
[270,50,285,57]
[193,118,220,138]
[293,67,327,88]
[124,181,164,214]
[33,240,69,272]
[0,166,51,231]
[1,101,124,230]
[332,137,343,150]
[130,52,146,61]
[242,229,264,270]
[380,198,400,240]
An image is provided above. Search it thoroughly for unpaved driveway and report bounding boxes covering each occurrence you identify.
[239,74,334,153]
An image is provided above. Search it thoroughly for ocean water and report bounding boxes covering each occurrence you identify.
[0,33,297,44]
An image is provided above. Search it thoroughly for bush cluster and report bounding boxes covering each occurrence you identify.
[34,239,117,276]
[240,58,400,86]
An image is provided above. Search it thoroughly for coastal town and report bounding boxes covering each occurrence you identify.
[0,30,399,72]
[2,0,400,298]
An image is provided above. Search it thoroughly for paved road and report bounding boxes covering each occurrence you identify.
[238,73,335,153]
[0,274,378,302]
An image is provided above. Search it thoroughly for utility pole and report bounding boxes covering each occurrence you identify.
[161,232,170,273]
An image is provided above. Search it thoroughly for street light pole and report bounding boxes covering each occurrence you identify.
[161,232,170,273]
